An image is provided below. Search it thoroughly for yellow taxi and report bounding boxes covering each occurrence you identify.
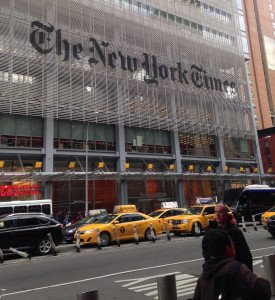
[168,205,216,236]
[75,211,162,246]
[261,206,275,228]
[149,208,187,231]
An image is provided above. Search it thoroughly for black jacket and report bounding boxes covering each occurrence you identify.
[202,216,253,271]
[193,256,271,300]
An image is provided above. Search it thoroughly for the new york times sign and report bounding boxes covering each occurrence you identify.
[30,21,236,94]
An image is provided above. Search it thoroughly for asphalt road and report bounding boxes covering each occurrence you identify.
[1,227,275,300]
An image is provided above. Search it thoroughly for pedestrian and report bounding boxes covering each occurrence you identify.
[63,211,72,227]
[72,211,83,224]
[202,203,253,270]
[194,229,271,300]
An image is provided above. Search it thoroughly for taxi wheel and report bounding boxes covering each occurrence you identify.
[144,228,155,240]
[100,232,111,246]
[191,223,202,236]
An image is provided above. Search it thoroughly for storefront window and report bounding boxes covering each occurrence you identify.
[179,132,216,157]
[0,114,43,148]
[223,137,252,159]
[54,120,116,151]
[128,178,175,214]
[125,127,171,154]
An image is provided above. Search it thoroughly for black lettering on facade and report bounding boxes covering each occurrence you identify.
[203,71,211,89]
[127,56,138,72]
[142,53,158,85]
[30,21,54,54]
[118,51,127,71]
[230,82,236,93]
[223,80,230,93]
[169,67,178,81]
[159,65,168,79]
[191,65,204,88]
[213,78,223,92]
[73,43,83,60]
[108,52,118,68]
[56,29,70,61]
[30,21,237,93]
[89,38,109,67]
[177,63,189,85]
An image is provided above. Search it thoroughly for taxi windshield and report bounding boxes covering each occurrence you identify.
[149,210,164,217]
[186,207,203,215]
[268,206,275,212]
[93,214,118,224]
[77,215,103,225]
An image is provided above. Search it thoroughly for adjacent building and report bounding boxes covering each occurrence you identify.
[0,0,265,215]
[241,0,275,180]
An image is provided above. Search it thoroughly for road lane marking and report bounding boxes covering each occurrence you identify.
[1,245,274,298]
[0,260,200,297]
[253,259,263,266]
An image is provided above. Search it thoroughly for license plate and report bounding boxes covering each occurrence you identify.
[172,226,179,229]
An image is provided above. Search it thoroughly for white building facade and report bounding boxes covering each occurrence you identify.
[0,0,264,214]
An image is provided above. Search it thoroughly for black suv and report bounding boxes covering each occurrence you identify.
[0,213,64,255]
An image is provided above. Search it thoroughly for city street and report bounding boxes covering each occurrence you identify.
[0,227,274,300]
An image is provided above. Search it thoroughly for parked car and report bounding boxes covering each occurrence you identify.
[0,213,64,255]
[261,206,275,229]
[267,215,275,237]
[168,205,217,236]
[75,212,162,246]
[149,208,187,231]
[64,209,107,243]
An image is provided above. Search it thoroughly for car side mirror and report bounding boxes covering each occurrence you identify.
[113,220,119,224]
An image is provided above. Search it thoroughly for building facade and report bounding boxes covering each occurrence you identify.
[242,0,275,128]
[0,0,265,215]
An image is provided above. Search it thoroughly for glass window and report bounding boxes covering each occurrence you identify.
[0,115,16,135]
[236,0,243,10]
[29,205,42,213]
[16,117,31,136]
[160,10,167,19]
[59,120,71,139]
[162,131,170,146]
[95,124,106,141]
[183,19,190,27]
[31,118,43,137]
[203,207,215,215]
[14,206,27,213]
[150,7,159,17]
[239,15,246,31]
[0,207,13,215]
[72,122,84,140]
[131,214,146,221]
[17,218,40,227]
[168,14,175,22]
[176,16,182,24]
[242,36,249,53]
[191,22,198,29]
[0,219,16,229]
[117,215,131,223]
[105,125,116,142]
[42,204,51,215]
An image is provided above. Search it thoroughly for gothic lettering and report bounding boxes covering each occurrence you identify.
[191,65,204,88]
[30,21,54,54]
[30,21,237,93]
[73,43,83,60]
[108,52,118,68]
